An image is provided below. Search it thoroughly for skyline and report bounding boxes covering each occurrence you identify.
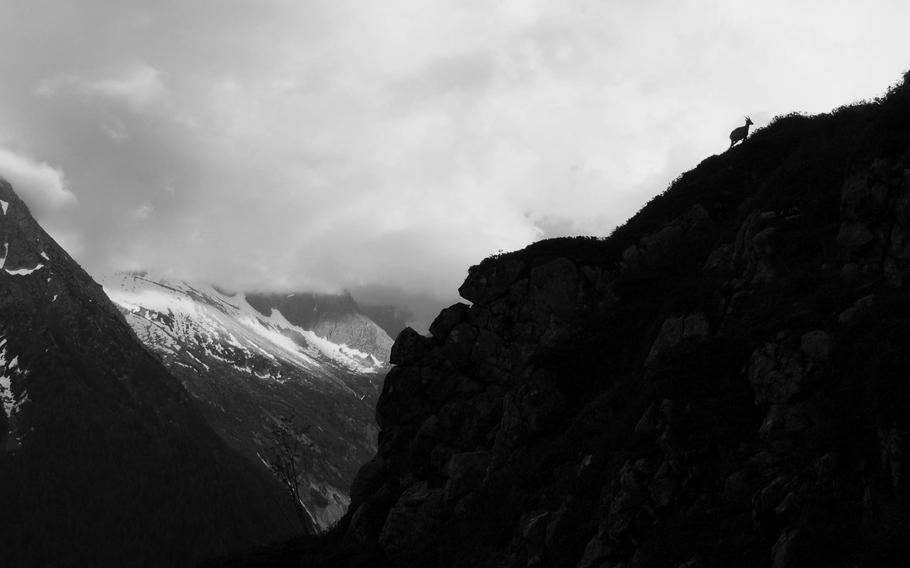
[1,0,909,310]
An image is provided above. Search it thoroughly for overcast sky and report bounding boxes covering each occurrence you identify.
[1,1,909,311]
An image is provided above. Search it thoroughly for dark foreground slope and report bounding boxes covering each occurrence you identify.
[0,181,299,566]
[216,72,910,567]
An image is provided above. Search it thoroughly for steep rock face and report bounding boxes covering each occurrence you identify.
[103,273,386,530]
[0,180,299,567]
[304,75,910,567]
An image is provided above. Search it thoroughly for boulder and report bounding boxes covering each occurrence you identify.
[646,313,710,367]
[459,258,525,305]
[444,451,490,502]
[429,303,471,341]
[379,483,445,566]
[390,327,432,365]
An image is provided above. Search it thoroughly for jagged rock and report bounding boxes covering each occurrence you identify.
[430,303,472,341]
[836,222,876,248]
[880,425,910,499]
[379,483,445,566]
[442,323,479,367]
[520,377,568,434]
[770,529,801,568]
[799,330,832,363]
[376,367,429,428]
[459,258,525,305]
[633,404,657,436]
[346,503,373,545]
[774,491,800,526]
[576,529,616,568]
[349,455,388,505]
[754,474,796,518]
[649,462,676,509]
[409,414,441,461]
[837,294,876,324]
[471,328,504,363]
[730,211,779,286]
[444,451,490,502]
[703,243,732,271]
[382,365,423,398]
[529,258,584,321]
[834,162,910,287]
[623,204,713,277]
[759,403,815,439]
[521,511,550,568]
[390,327,432,365]
[747,338,807,405]
[678,557,703,568]
[640,224,685,268]
[836,172,886,252]
[493,381,566,464]
[621,244,642,274]
[645,313,710,367]
[722,470,749,505]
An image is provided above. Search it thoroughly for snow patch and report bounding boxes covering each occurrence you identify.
[0,243,6,269]
[0,200,7,215]
[5,263,44,276]
[40,251,49,261]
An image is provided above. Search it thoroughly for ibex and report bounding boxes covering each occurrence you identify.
[729,116,753,148]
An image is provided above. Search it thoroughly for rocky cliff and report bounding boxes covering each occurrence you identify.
[220,72,910,567]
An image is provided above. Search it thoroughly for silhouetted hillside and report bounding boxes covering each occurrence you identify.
[209,70,910,567]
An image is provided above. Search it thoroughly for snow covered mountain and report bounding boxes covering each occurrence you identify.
[102,272,390,530]
[245,290,394,363]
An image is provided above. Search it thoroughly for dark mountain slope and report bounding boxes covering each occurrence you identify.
[213,71,910,567]
[0,181,299,566]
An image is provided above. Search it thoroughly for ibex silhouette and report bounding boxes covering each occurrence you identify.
[729,116,753,148]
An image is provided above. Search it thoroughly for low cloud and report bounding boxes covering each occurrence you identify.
[0,148,75,212]
[37,63,165,112]
[132,203,153,220]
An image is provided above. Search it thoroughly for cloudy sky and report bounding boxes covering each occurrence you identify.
[1,1,909,314]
